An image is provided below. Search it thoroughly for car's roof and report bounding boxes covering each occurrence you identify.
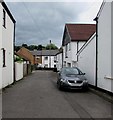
[62,67,79,69]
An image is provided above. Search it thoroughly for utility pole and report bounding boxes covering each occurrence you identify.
[49,40,51,68]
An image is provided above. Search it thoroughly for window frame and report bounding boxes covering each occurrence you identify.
[44,56,48,60]
[2,48,6,67]
[3,9,6,28]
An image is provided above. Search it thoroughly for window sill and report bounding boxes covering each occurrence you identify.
[104,76,113,80]
[3,65,6,68]
[3,25,6,29]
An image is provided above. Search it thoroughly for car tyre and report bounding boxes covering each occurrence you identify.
[82,86,89,92]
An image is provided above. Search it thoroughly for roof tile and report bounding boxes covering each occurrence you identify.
[66,24,96,41]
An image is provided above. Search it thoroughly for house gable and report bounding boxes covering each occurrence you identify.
[62,24,96,46]
[62,26,71,46]
[1,2,16,23]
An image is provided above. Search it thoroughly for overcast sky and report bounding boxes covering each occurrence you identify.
[5,0,103,48]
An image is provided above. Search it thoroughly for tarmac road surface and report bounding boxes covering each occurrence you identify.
[2,70,113,118]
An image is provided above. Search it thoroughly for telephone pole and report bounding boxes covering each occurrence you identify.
[49,40,51,68]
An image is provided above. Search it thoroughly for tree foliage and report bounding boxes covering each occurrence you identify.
[46,43,58,50]
[15,43,58,51]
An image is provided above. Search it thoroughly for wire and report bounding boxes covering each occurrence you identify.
[22,2,47,41]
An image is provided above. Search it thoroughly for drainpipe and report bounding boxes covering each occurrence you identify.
[62,48,63,68]
[49,40,51,68]
[94,17,98,88]
[13,22,16,83]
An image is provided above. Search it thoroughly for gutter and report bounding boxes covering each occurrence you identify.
[93,0,105,88]
[13,22,16,83]
[94,17,98,87]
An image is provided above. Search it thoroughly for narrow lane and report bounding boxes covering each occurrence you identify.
[2,70,112,118]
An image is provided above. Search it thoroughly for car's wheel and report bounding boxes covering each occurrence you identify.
[82,86,89,92]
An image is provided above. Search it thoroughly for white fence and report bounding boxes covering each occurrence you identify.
[15,62,23,81]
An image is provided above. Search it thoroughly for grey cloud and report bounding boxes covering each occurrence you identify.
[7,2,95,47]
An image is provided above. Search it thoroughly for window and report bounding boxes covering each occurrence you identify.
[44,56,48,60]
[65,44,68,58]
[44,64,48,68]
[2,48,6,67]
[67,63,71,67]
[3,9,6,28]
[64,61,66,67]
[54,56,57,63]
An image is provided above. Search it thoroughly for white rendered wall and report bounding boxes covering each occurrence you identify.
[0,5,2,119]
[15,62,23,81]
[62,44,71,66]
[98,2,112,92]
[62,46,66,65]
[63,42,78,67]
[42,56,48,67]
[42,56,56,68]
[78,34,96,85]
[78,42,86,51]
[0,5,2,118]
[56,53,62,71]
[111,2,113,92]
[71,42,77,62]
[2,8,14,88]
[0,4,2,89]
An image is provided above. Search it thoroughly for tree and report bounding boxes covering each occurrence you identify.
[28,45,38,50]
[46,43,58,50]
[14,46,21,52]
[22,44,28,48]
[37,45,46,50]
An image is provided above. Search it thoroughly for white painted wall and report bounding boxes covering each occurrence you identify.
[0,5,2,118]
[0,4,2,89]
[1,4,15,88]
[98,2,112,92]
[111,1,113,92]
[56,53,62,71]
[63,42,76,67]
[71,42,77,62]
[63,42,85,67]
[78,34,96,85]
[62,46,66,64]
[15,62,23,81]
[78,41,86,51]
[42,56,56,68]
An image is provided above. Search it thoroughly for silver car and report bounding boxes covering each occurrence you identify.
[57,67,88,90]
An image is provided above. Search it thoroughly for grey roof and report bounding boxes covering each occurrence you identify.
[31,50,59,56]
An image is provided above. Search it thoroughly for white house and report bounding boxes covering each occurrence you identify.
[94,1,113,93]
[77,33,96,86]
[0,2,16,89]
[31,50,59,68]
[56,48,63,71]
[62,24,96,68]
[76,1,113,93]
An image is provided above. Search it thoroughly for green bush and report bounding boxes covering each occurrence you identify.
[15,55,23,63]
